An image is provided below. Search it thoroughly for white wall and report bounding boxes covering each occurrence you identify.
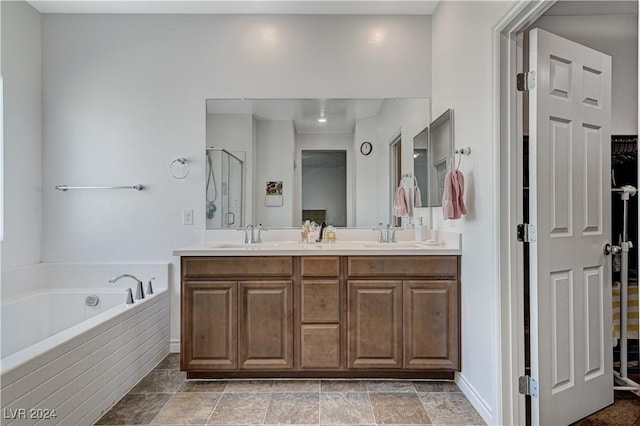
[38,13,432,347]
[255,119,295,227]
[354,116,379,226]
[532,14,638,134]
[431,1,516,424]
[1,1,42,270]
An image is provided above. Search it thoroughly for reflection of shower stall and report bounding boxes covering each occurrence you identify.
[206,149,245,229]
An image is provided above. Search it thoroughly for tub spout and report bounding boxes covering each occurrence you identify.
[109,274,145,300]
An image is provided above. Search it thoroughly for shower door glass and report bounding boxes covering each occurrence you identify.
[206,149,245,229]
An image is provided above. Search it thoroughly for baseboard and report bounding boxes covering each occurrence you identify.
[455,372,494,425]
[170,338,180,353]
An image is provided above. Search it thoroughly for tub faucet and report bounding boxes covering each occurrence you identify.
[109,274,145,300]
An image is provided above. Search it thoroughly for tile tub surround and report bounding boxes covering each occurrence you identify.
[96,353,486,425]
[0,262,170,426]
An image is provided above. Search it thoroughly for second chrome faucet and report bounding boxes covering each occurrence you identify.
[239,224,268,244]
[375,223,398,243]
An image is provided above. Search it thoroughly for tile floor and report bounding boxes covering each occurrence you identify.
[95,354,485,425]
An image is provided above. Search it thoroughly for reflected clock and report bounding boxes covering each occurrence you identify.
[360,141,373,156]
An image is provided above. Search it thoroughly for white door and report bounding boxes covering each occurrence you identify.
[529,28,613,425]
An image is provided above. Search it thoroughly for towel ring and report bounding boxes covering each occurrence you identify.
[169,158,190,180]
[450,147,471,170]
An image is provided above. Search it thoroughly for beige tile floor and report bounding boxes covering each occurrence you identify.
[95,354,485,425]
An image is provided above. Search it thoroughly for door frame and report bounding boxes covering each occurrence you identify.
[494,1,557,424]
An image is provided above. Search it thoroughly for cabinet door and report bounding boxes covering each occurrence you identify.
[239,280,293,369]
[348,280,402,369]
[404,280,459,370]
[182,281,237,370]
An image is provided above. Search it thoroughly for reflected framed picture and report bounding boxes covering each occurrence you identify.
[265,181,283,206]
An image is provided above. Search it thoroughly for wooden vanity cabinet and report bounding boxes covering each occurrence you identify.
[181,254,460,377]
[181,257,294,373]
[346,256,460,371]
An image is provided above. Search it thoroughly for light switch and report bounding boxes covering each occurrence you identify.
[182,209,194,225]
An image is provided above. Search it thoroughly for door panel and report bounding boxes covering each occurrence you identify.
[348,280,402,369]
[403,280,459,370]
[182,281,237,370]
[239,280,293,369]
[529,28,613,425]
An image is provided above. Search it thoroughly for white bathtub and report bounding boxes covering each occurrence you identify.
[0,264,170,426]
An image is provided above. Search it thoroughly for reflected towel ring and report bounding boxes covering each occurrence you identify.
[169,158,190,179]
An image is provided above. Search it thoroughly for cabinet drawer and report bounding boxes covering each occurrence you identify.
[300,324,341,369]
[301,256,340,277]
[183,257,293,278]
[347,256,457,278]
[301,280,340,323]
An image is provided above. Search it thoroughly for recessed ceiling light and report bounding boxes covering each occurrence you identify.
[317,116,327,123]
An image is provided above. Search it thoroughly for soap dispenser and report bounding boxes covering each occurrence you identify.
[415,217,427,242]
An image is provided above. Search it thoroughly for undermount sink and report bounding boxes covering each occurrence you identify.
[211,242,280,249]
[361,242,424,248]
[361,241,441,249]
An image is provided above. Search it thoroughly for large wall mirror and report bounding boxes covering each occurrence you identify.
[205,98,431,229]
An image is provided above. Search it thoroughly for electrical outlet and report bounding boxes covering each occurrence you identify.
[182,209,194,225]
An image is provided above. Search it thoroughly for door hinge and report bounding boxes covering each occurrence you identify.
[517,71,536,91]
[517,223,537,243]
[519,375,538,397]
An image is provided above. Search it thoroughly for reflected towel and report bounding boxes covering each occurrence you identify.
[393,186,410,217]
[443,169,467,220]
[413,186,422,208]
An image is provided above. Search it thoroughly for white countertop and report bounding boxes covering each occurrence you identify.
[173,232,461,257]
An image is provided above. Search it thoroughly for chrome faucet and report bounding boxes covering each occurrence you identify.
[374,223,397,243]
[241,225,254,244]
[387,225,397,243]
[109,274,144,300]
[239,224,268,244]
[255,224,268,243]
[376,223,386,243]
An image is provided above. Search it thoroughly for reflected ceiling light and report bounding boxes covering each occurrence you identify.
[317,115,327,123]
[413,152,420,158]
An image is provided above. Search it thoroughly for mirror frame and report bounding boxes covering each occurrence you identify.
[427,108,454,207]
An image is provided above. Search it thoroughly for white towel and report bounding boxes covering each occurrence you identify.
[413,186,422,208]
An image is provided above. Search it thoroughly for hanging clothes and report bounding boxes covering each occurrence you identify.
[442,168,467,220]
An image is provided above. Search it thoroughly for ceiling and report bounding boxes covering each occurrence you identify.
[206,98,387,134]
[27,0,439,15]
[545,1,638,16]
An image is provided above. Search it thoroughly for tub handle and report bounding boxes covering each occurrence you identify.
[147,278,156,295]
[125,288,134,305]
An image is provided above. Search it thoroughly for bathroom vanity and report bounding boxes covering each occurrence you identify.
[174,238,461,379]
